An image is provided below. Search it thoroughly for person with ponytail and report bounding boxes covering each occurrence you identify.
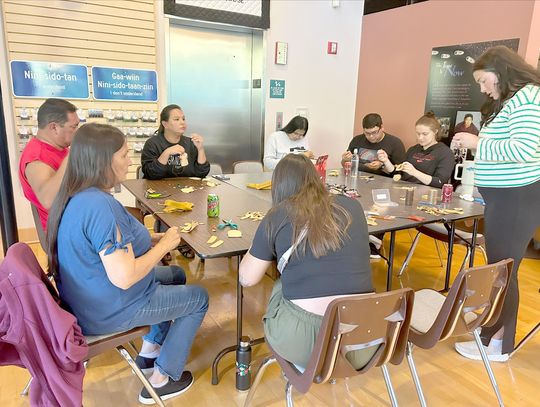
[377,111,455,188]
[47,123,208,403]
[141,104,210,179]
[239,154,376,369]
[452,46,540,362]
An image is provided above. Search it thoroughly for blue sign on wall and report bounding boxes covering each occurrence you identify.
[92,67,158,102]
[10,60,89,99]
[269,79,285,99]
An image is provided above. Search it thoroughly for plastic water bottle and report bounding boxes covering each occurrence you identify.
[236,336,251,391]
[351,148,359,177]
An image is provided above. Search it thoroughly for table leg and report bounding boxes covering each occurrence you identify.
[211,255,265,386]
[444,221,456,291]
[386,231,396,291]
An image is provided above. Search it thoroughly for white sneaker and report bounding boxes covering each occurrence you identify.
[454,340,509,362]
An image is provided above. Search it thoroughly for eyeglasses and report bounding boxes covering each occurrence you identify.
[364,128,381,137]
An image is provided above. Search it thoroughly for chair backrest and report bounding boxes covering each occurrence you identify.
[30,204,47,251]
[232,160,264,174]
[208,163,223,175]
[136,165,144,179]
[269,287,414,394]
[410,259,513,349]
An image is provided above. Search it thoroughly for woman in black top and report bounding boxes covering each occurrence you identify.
[141,105,210,258]
[141,104,210,179]
[378,112,455,188]
[239,154,375,368]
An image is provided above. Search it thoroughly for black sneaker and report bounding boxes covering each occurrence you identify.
[369,243,381,260]
[135,355,156,375]
[139,371,194,404]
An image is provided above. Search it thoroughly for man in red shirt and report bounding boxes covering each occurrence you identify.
[19,99,79,231]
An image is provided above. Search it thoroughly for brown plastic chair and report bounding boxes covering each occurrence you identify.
[11,243,165,406]
[398,221,488,276]
[244,287,415,407]
[232,160,264,174]
[405,259,513,407]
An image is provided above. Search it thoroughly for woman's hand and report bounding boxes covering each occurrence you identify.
[191,133,204,150]
[151,233,164,246]
[453,132,479,150]
[166,144,186,157]
[156,226,181,252]
[401,161,417,175]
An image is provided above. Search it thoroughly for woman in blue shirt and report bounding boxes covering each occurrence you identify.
[47,123,208,404]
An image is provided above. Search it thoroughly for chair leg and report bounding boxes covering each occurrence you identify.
[434,239,445,267]
[285,380,294,407]
[472,329,504,407]
[405,342,427,407]
[478,245,488,264]
[458,246,471,273]
[243,356,277,407]
[380,364,399,407]
[20,377,32,396]
[116,345,165,407]
[398,231,421,276]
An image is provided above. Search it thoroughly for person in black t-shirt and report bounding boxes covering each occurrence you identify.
[377,112,455,188]
[141,104,210,258]
[141,104,210,180]
[341,113,406,176]
[238,154,375,369]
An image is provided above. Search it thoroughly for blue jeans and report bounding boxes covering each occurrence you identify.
[122,265,209,381]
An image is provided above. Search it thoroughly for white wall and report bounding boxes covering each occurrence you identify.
[264,0,364,168]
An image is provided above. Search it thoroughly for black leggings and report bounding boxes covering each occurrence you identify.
[479,181,540,353]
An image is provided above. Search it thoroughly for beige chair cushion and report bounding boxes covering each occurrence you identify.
[411,289,446,334]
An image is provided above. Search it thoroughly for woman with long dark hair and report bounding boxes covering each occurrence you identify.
[141,104,210,258]
[47,123,209,403]
[453,46,540,361]
[141,104,210,179]
[239,154,375,368]
[263,115,314,170]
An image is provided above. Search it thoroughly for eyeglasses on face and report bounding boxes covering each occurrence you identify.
[364,128,381,137]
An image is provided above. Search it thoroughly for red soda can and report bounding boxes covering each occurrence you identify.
[343,162,352,176]
[442,184,453,203]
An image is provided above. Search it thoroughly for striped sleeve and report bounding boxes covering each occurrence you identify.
[477,103,540,163]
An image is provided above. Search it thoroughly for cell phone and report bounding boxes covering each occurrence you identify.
[213,174,230,181]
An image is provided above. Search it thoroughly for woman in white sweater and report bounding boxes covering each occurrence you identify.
[263,115,314,170]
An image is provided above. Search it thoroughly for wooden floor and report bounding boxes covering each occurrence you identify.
[1,231,538,406]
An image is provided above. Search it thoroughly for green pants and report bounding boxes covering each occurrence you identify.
[263,280,378,369]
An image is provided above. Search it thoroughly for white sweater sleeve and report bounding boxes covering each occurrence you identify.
[263,132,281,170]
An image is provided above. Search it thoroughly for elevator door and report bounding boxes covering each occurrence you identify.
[168,23,263,173]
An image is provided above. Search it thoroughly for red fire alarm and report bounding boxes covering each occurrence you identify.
[327,42,338,55]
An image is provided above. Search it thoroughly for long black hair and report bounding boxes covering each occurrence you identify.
[280,115,308,137]
[473,46,540,125]
[154,104,183,136]
[47,123,126,279]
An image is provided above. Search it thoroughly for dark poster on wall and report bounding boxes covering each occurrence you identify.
[425,38,519,145]
[164,0,270,29]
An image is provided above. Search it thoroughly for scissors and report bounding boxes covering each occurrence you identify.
[217,219,239,230]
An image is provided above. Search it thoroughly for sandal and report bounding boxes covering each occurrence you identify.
[178,244,195,259]
[160,252,172,266]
